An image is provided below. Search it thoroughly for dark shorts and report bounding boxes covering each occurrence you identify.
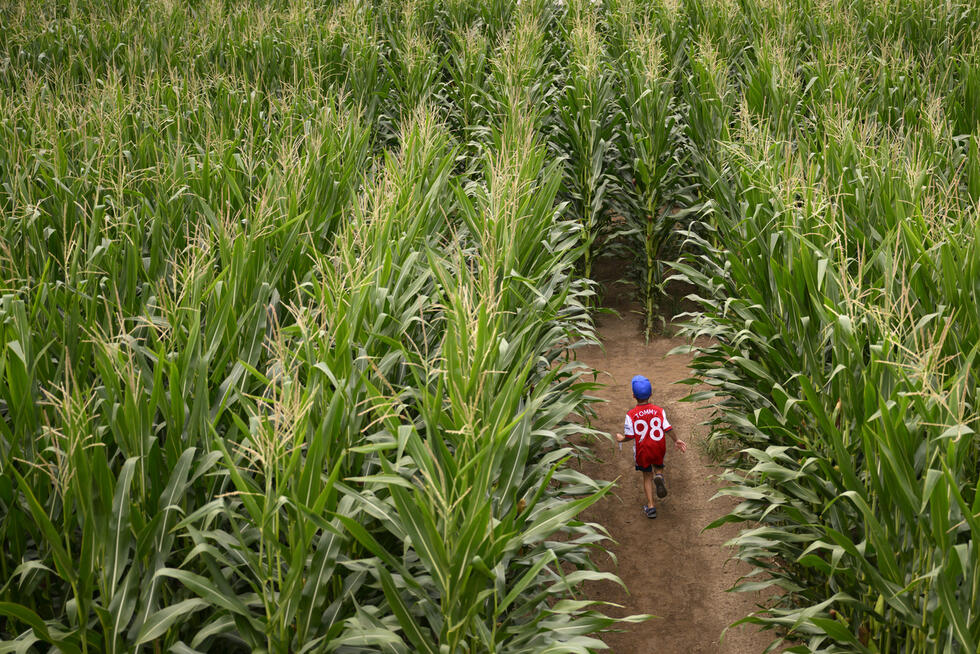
[636,463,665,472]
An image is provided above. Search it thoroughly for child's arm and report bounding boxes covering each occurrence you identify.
[662,413,687,452]
[667,428,687,452]
[617,413,635,443]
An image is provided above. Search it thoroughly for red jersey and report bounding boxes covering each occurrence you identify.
[623,403,672,467]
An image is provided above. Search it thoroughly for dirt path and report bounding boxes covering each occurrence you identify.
[575,270,773,653]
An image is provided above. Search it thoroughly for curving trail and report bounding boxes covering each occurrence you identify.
[575,266,774,653]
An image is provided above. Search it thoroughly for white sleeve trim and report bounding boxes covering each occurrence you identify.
[624,414,634,436]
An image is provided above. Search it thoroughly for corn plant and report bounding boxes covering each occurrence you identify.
[8,0,980,652]
[485,0,557,135]
[377,3,445,147]
[740,33,800,138]
[445,25,492,165]
[334,112,636,652]
[554,7,620,281]
[614,21,691,338]
[0,2,635,650]
[672,53,980,652]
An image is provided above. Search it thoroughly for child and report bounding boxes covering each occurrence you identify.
[615,375,687,519]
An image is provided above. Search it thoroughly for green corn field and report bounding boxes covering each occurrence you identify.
[1,0,978,652]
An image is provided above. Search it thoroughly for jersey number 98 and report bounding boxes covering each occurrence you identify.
[635,417,664,442]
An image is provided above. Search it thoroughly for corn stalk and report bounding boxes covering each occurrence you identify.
[614,22,689,339]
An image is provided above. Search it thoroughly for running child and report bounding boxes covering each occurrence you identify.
[615,375,687,519]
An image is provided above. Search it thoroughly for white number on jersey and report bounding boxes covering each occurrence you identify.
[625,412,667,442]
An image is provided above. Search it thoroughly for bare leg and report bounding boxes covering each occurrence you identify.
[642,470,655,507]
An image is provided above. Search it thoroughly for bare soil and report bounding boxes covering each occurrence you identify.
[574,264,774,653]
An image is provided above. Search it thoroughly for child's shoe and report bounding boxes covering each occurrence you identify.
[654,474,668,499]
[643,505,657,519]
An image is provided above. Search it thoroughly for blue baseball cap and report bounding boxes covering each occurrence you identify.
[631,375,651,400]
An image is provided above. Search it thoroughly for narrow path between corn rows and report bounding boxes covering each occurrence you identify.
[575,264,772,653]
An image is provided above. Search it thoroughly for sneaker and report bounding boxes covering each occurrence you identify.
[643,505,657,519]
[654,474,668,499]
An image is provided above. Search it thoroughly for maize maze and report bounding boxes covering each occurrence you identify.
[0,0,978,651]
